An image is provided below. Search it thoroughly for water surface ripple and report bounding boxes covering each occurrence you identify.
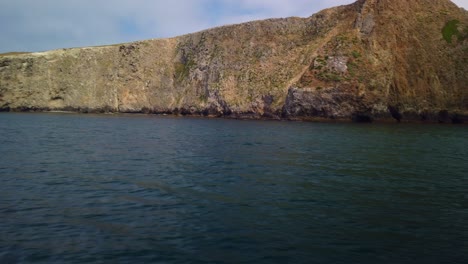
[0,113,467,263]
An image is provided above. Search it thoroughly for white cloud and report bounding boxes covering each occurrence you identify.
[0,0,357,52]
[453,0,468,9]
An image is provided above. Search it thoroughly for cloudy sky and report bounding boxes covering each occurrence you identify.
[1,0,467,53]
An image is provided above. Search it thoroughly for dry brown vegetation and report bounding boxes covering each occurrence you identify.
[0,0,467,122]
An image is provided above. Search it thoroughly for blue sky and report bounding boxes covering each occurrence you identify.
[1,0,467,53]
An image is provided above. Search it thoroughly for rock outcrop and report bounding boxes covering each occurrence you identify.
[0,0,467,123]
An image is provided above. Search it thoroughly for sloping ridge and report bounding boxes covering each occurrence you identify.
[0,0,467,123]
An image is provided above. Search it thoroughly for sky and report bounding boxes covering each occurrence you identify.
[1,0,467,53]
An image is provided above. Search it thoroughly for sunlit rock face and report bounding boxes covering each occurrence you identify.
[1,0,467,123]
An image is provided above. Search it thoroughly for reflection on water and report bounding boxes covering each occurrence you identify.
[0,113,467,263]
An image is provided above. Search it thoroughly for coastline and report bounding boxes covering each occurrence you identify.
[1,107,466,125]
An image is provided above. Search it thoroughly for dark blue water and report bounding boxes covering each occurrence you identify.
[0,113,467,263]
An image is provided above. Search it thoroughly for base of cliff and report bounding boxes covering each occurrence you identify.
[2,106,466,124]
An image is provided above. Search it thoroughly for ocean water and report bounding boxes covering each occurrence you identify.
[0,112,467,263]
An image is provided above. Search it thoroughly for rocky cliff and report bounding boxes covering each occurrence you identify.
[0,0,467,122]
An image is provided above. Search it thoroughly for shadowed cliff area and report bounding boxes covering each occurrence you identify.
[0,0,467,123]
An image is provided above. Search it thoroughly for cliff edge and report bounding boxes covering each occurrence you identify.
[1,0,467,122]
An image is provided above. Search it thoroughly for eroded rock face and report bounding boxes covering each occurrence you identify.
[282,86,373,121]
[0,0,467,122]
[326,56,349,74]
[355,13,375,35]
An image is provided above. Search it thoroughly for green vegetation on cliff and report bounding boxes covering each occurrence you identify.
[443,19,461,43]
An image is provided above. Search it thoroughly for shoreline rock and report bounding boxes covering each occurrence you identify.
[1,106,466,124]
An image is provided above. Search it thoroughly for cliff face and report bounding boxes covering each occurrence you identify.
[0,0,467,122]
